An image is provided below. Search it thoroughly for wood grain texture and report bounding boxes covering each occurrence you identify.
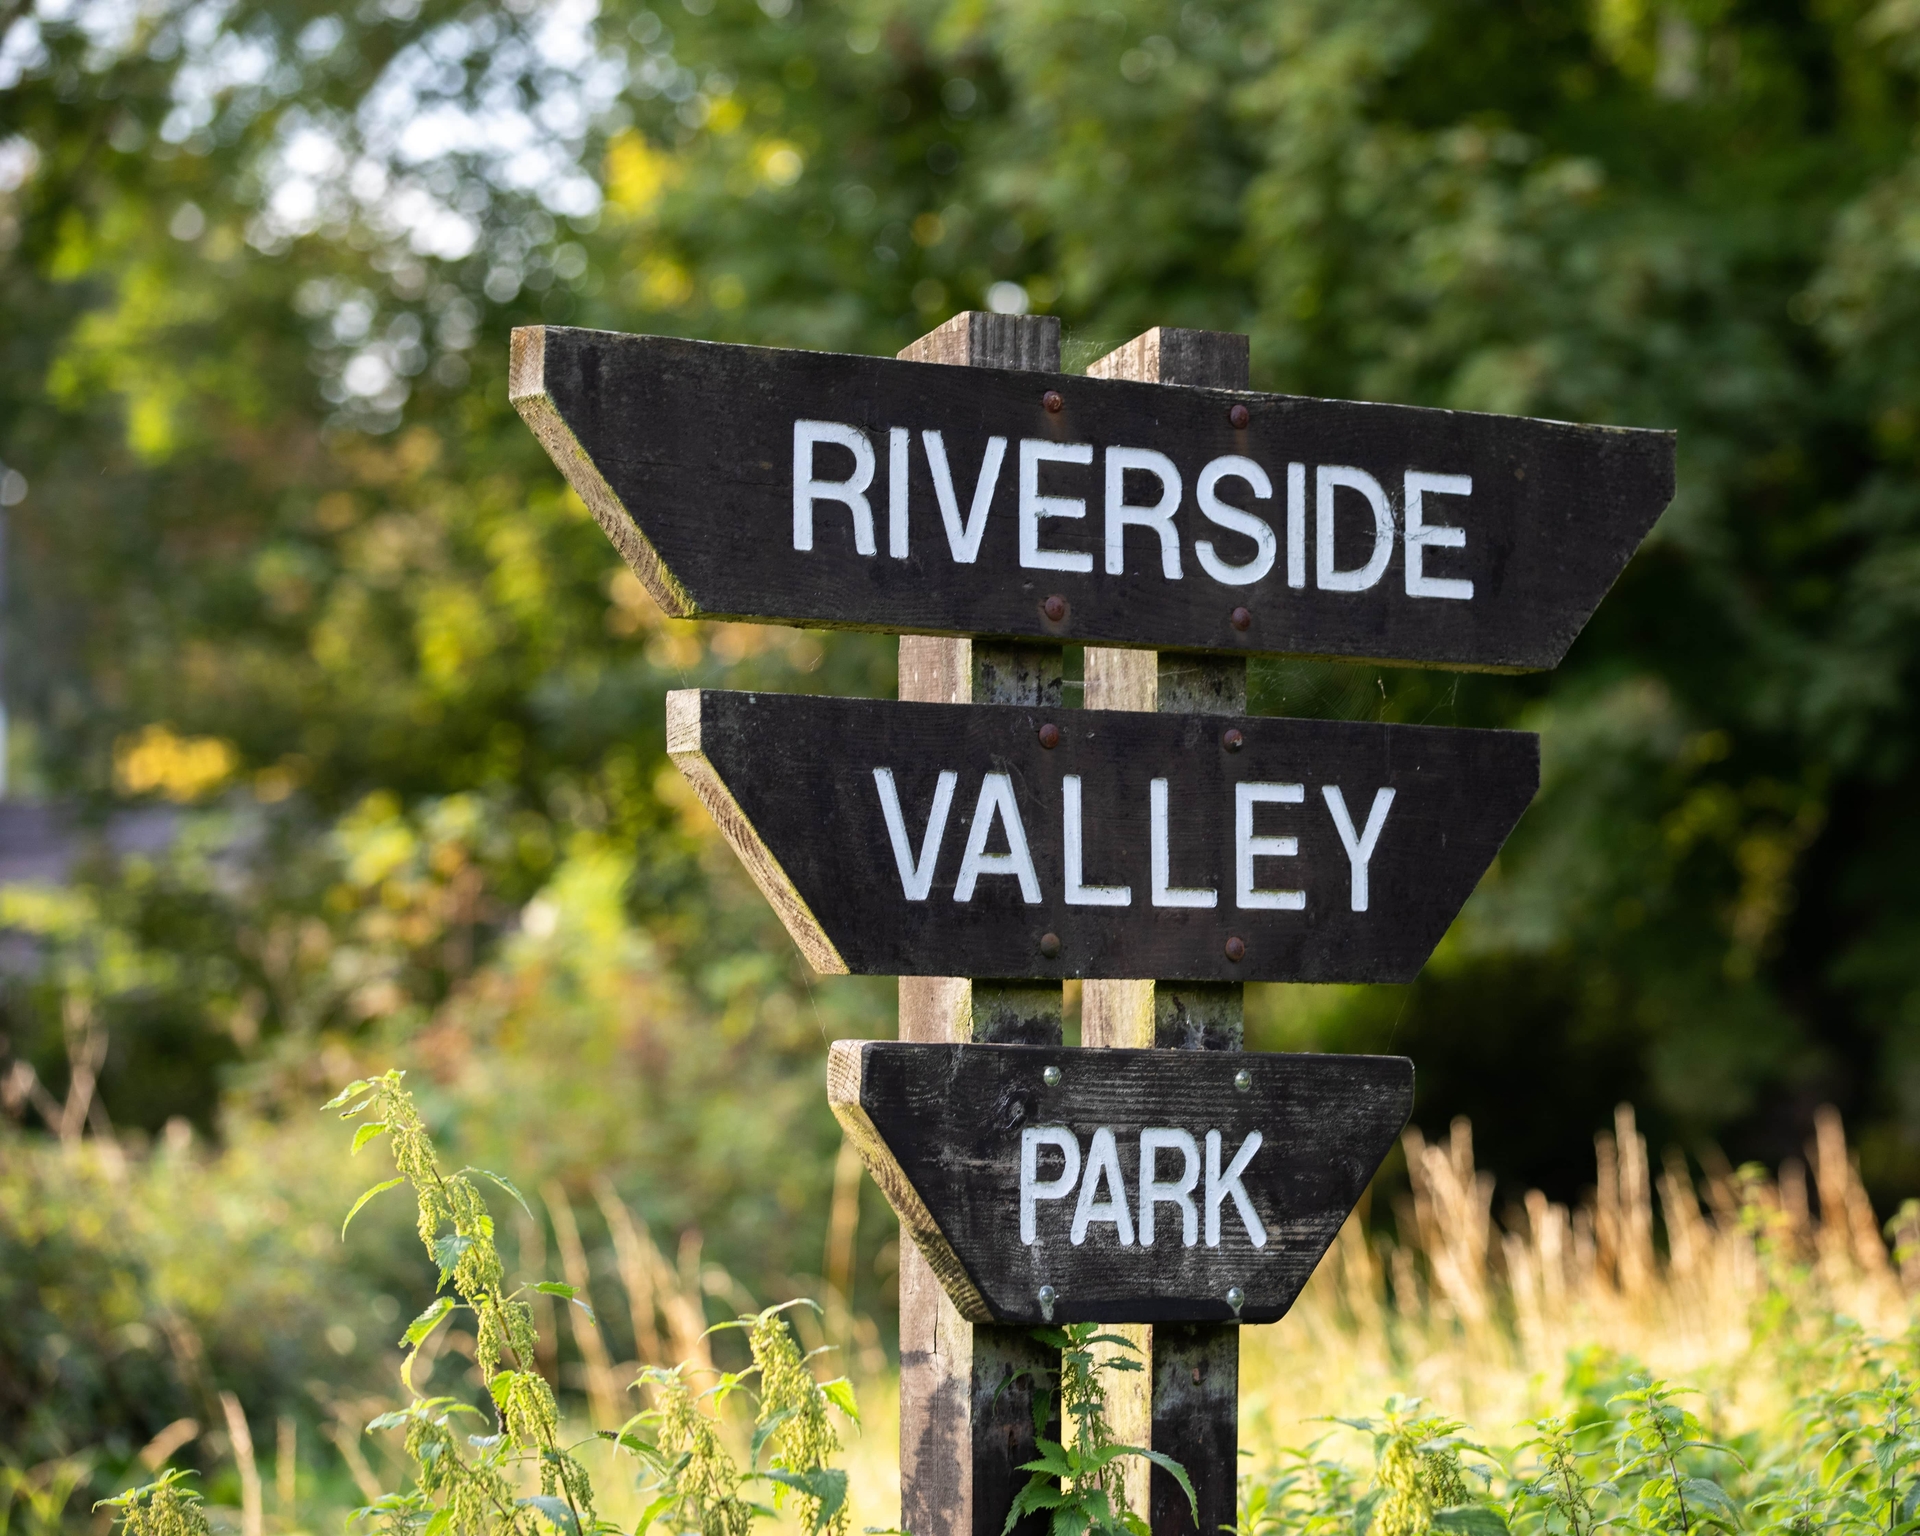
[1086,328,1250,390]
[669,690,1539,983]
[893,314,1062,1536]
[511,325,1673,670]
[663,690,846,973]
[831,1040,1413,1323]
[1082,330,1244,1536]
[1148,1326,1238,1536]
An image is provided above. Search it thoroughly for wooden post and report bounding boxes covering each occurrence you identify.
[1082,326,1251,1536]
[896,311,1064,1536]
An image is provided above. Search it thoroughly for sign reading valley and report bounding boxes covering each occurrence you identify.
[670,690,1538,984]
[512,327,1674,671]
[830,1041,1413,1324]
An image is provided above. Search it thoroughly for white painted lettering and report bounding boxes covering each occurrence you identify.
[1205,1129,1267,1248]
[1235,782,1305,911]
[1316,465,1394,592]
[1138,1128,1201,1247]
[1063,776,1131,907]
[873,767,956,901]
[954,772,1043,904]
[1194,456,1276,587]
[1323,785,1395,912]
[1104,446,1183,578]
[1150,778,1217,908]
[1070,1127,1135,1246]
[924,430,1007,564]
[1404,470,1473,600]
[1287,462,1307,589]
[888,427,910,559]
[793,420,875,555]
[1021,1126,1081,1245]
[1019,439,1094,573]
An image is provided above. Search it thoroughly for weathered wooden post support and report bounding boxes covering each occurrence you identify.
[1082,324,1255,1536]
[894,310,1067,1536]
[510,309,1674,1536]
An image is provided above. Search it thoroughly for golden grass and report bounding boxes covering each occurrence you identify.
[1242,1103,1918,1458]
[505,1101,1920,1529]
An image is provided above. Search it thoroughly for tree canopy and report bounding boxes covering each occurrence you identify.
[4,0,1920,1232]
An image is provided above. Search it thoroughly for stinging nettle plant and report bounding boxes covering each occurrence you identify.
[85,1064,1185,1536]
[1001,1322,1197,1536]
[88,1068,866,1536]
[323,1069,868,1536]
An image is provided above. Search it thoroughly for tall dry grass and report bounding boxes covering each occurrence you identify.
[539,1100,1920,1527]
[1241,1103,1920,1458]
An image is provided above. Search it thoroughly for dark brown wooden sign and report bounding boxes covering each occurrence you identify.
[669,689,1538,983]
[829,1040,1413,1324]
[512,326,1672,671]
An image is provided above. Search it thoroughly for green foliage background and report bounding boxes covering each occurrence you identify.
[5,0,1920,1494]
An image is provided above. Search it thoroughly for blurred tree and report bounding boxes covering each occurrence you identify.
[3,0,1920,1226]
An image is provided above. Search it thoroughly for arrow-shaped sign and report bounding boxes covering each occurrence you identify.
[513,326,1673,671]
[829,1040,1413,1324]
[669,690,1538,983]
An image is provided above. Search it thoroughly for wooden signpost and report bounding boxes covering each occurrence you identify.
[668,689,1538,983]
[511,308,1671,1536]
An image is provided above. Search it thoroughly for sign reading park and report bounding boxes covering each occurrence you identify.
[829,1040,1414,1325]
[668,689,1538,984]
[511,326,1674,671]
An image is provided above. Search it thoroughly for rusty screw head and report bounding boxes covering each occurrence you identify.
[1229,403,1251,429]
[1038,722,1061,749]
[1222,727,1244,753]
[1230,606,1252,632]
[1042,593,1068,623]
[1224,935,1246,962]
[1042,389,1064,413]
[1040,932,1061,958]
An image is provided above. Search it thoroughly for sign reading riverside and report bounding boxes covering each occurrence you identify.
[512,327,1673,671]
[828,1040,1414,1324]
[668,689,1538,984]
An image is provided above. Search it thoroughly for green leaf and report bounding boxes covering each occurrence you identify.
[1681,1479,1742,1528]
[1020,1445,1078,1479]
[467,1167,535,1219]
[351,1122,389,1154]
[365,1410,411,1432]
[341,1178,405,1239]
[1128,1449,1198,1525]
[520,1496,582,1536]
[323,1079,372,1112]
[634,1492,678,1536]
[755,1470,849,1534]
[751,1407,799,1469]
[433,1232,474,1283]
[1011,1485,1071,1514]
[1433,1508,1511,1536]
[402,1297,456,1348]
[822,1377,861,1424]
[532,1280,598,1324]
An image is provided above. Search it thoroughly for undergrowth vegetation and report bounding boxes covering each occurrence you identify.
[18,1087,1920,1536]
